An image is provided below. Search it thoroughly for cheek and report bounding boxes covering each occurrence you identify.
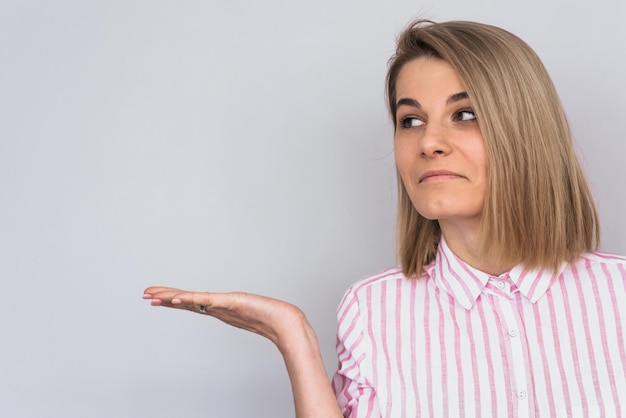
[394,139,416,175]
[394,155,415,192]
[467,133,488,168]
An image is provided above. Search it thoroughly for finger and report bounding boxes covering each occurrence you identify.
[143,286,181,298]
[172,291,215,309]
[143,288,190,308]
[149,290,216,313]
[168,292,244,316]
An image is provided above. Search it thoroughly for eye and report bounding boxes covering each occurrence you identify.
[454,109,477,122]
[399,116,425,129]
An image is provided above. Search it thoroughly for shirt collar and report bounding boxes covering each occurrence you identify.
[427,237,567,309]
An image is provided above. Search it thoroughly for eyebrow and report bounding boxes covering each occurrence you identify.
[395,91,470,111]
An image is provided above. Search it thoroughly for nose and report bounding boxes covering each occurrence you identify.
[419,123,451,158]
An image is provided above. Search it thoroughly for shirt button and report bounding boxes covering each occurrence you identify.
[518,390,527,399]
[495,281,505,290]
[508,329,518,338]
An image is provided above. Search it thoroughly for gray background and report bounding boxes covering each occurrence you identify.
[1,0,624,417]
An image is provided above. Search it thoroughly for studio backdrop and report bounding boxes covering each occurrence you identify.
[1,0,624,417]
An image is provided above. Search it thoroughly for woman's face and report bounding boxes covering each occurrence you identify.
[394,58,488,229]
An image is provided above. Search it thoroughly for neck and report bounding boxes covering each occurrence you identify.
[440,221,514,276]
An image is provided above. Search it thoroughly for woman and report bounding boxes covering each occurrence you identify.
[143,20,626,417]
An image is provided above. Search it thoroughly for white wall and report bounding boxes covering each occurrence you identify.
[1,0,624,417]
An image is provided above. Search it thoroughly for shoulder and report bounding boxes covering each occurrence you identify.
[574,252,626,273]
[560,251,626,285]
[579,252,626,265]
[346,266,406,291]
[337,266,428,312]
[342,266,413,298]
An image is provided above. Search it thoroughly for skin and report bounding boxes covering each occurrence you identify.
[142,288,343,418]
[143,57,507,416]
[394,57,510,275]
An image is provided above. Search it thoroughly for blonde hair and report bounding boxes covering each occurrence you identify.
[387,20,600,277]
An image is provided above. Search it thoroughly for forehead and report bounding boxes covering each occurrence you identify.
[395,58,466,99]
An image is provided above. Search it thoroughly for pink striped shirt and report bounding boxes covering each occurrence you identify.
[332,238,626,417]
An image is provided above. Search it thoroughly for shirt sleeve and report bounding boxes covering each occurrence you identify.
[332,286,381,418]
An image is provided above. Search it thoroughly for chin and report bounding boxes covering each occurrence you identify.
[413,202,456,220]
[415,205,483,223]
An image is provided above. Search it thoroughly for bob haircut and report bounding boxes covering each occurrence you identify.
[387,20,599,278]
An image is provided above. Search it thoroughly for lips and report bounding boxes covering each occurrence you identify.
[418,169,465,183]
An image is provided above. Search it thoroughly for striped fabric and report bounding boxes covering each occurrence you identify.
[332,238,626,417]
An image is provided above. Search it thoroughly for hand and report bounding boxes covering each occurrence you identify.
[142,287,307,346]
[143,286,343,417]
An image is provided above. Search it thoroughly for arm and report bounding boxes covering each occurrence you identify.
[143,287,343,418]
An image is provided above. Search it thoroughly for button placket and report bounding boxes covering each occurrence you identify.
[499,300,530,417]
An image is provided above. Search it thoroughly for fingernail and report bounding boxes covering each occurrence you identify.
[143,294,152,299]
[172,298,182,304]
